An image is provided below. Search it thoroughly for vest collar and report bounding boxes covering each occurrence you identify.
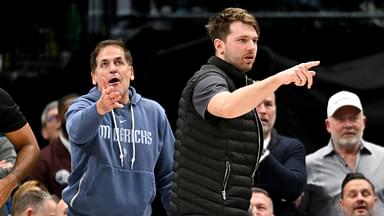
[207,56,250,88]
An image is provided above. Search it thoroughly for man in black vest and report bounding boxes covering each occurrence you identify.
[171,7,320,215]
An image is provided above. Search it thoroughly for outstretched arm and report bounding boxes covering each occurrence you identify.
[208,61,320,118]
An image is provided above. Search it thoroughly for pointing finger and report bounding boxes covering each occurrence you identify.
[303,61,320,70]
[101,77,108,90]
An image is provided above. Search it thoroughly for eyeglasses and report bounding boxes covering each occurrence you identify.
[46,114,59,123]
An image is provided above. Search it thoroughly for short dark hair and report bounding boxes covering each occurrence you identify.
[90,39,133,73]
[341,172,375,198]
[251,187,270,197]
[205,7,260,42]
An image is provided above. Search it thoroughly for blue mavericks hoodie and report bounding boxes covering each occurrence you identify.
[62,86,175,216]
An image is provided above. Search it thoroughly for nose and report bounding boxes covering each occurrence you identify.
[247,40,257,50]
[109,63,118,73]
[356,192,365,200]
[343,119,354,129]
[257,104,266,113]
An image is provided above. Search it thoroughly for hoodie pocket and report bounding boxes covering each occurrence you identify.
[72,164,156,215]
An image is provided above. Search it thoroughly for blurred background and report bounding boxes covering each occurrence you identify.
[1,0,384,155]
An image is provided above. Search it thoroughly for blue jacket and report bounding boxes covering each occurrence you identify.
[62,86,175,216]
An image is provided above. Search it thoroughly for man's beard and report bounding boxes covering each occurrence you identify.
[333,133,362,149]
[261,123,271,137]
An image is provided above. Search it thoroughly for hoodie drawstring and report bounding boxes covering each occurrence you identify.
[130,105,136,169]
[111,105,136,169]
[111,110,124,168]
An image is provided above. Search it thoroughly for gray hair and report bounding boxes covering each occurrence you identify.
[41,100,58,127]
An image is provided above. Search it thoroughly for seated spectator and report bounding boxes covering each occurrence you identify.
[40,100,60,148]
[339,172,376,216]
[12,180,49,214]
[249,187,275,216]
[254,92,306,216]
[301,90,384,216]
[29,93,78,198]
[12,190,58,216]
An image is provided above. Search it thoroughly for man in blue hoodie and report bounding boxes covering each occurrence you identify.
[62,39,175,216]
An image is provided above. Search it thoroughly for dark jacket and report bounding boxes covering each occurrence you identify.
[29,136,71,198]
[171,57,263,216]
[254,129,307,216]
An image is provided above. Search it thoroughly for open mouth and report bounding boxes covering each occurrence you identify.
[259,117,268,123]
[244,54,255,60]
[109,78,120,85]
[355,207,367,213]
[354,204,368,212]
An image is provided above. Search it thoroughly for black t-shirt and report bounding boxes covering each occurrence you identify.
[0,88,27,133]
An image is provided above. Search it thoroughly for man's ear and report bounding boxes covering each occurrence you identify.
[41,128,48,140]
[91,71,97,85]
[130,66,135,80]
[325,119,331,133]
[339,199,344,210]
[214,38,224,57]
[26,207,34,216]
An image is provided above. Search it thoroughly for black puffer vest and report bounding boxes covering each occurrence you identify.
[171,57,263,216]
